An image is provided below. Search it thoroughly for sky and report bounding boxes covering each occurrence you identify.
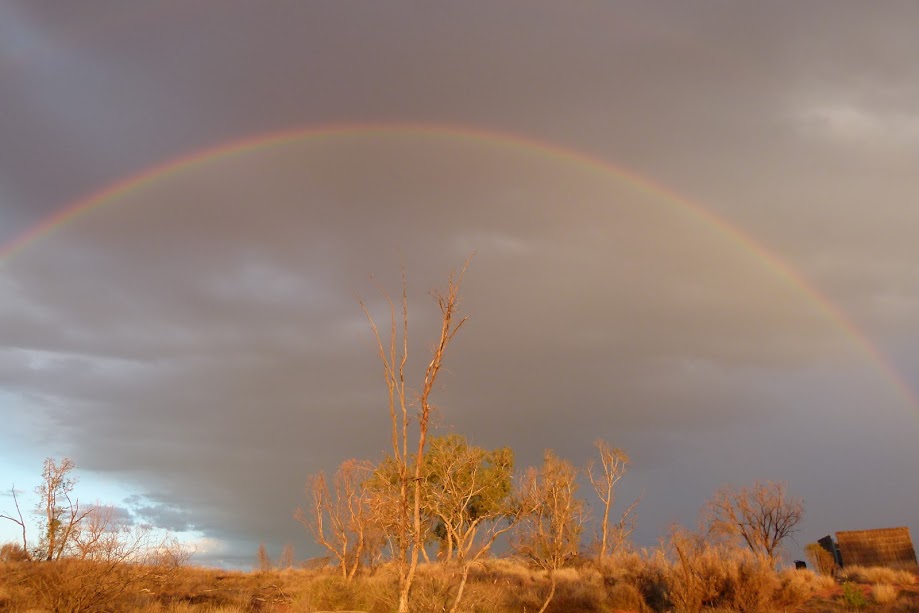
[2,1,919,568]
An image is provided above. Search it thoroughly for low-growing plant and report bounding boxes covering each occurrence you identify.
[606,581,647,612]
[872,582,898,605]
[774,568,819,607]
[723,553,777,613]
[841,580,867,609]
[804,542,837,576]
[838,564,916,586]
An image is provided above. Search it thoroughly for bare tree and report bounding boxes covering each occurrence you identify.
[20,499,190,611]
[36,458,90,561]
[73,505,122,561]
[278,543,295,570]
[705,481,803,562]
[0,485,29,559]
[586,440,639,562]
[73,504,171,565]
[513,451,586,613]
[297,458,373,579]
[256,542,272,572]
[361,261,470,613]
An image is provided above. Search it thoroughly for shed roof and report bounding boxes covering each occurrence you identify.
[835,527,917,569]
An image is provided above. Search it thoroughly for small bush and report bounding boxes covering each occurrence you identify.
[839,565,916,586]
[774,569,817,607]
[723,554,777,613]
[804,543,837,576]
[606,581,647,612]
[0,543,30,563]
[873,582,898,605]
[300,574,365,611]
[814,572,839,591]
[841,581,868,609]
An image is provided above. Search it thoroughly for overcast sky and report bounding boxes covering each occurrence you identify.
[2,1,919,568]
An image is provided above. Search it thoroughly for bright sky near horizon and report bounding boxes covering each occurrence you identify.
[2,1,919,568]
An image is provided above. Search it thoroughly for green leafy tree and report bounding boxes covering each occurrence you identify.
[365,454,436,559]
[420,434,518,612]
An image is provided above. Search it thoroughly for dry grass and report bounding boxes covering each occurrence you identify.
[774,568,837,608]
[804,542,838,576]
[654,528,785,613]
[838,564,917,586]
[873,582,899,605]
[3,554,919,612]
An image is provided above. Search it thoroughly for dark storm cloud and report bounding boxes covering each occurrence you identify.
[132,503,195,533]
[2,1,919,562]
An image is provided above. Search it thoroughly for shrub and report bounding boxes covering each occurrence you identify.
[723,553,777,612]
[872,582,898,605]
[300,574,365,611]
[663,528,724,612]
[841,581,867,609]
[774,568,818,607]
[804,543,836,576]
[606,581,647,612]
[0,543,30,563]
[629,551,669,612]
[839,565,916,586]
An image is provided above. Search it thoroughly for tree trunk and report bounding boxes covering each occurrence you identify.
[449,562,472,613]
[398,580,410,613]
[537,571,557,613]
[599,506,609,563]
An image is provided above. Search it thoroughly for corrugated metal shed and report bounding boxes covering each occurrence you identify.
[836,527,918,569]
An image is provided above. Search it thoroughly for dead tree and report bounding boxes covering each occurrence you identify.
[297,458,373,579]
[586,439,639,562]
[361,261,470,613]
[706,480,804,562]
[36,458,90,561]
[513,451,586,613]
[0,485,29,559]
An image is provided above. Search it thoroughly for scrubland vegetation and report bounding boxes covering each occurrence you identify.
[4,265,917,611]
[3,547,918,612]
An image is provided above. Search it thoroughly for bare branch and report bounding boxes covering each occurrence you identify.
[0,485,29,557]
[358,261,471,613]
[586,440,633,562]
[705,481,804,561]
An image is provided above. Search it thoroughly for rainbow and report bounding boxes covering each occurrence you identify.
[1,121,915,409]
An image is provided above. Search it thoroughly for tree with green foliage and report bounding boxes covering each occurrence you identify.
[422,435,513,560]
[420,434,518,612]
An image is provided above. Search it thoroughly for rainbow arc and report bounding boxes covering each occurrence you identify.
[1,122,913,410]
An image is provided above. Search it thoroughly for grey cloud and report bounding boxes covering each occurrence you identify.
[2,0,919,562]
[132,504,195,533]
